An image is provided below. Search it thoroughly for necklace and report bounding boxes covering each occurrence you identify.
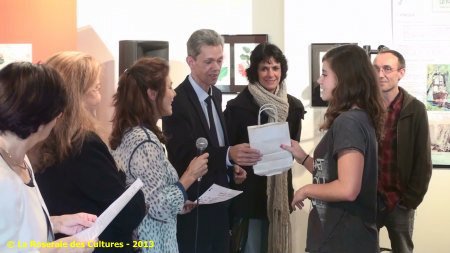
[0,147,28,171]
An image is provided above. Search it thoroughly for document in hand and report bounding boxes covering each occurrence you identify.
[74,178,144,241]
[197,184,242,205]
[247,122,293,176]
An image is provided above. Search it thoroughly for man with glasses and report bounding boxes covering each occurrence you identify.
[373,49,432,253]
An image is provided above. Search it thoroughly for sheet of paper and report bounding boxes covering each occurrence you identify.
[75,178,143,241]
[197,184,242,205]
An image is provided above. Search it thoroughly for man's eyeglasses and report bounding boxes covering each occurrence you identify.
[374,65,402,74]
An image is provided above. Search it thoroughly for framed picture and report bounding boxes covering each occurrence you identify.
[310,43,354,107]
[216,34,268,94]
[429,113,450,168]
[426,64,450,111]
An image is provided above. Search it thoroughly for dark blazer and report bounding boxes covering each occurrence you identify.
[224,86,305,219]
[162,76,230,253]
[35,132,145,253]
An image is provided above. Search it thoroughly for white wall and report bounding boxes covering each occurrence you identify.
[77,0,254,86]
[78,0,450,252]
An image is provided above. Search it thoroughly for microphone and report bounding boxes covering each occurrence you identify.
[194,138,208,253]
[195,137,208,182]
[196,137,208,156]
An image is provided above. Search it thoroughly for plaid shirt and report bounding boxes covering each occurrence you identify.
[378,89,404,211]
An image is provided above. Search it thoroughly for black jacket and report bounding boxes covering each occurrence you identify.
[35,132,146,253]
[224,86,305,219]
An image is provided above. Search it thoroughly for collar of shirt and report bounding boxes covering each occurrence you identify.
[388,88,404,112]
[189,75,210,104]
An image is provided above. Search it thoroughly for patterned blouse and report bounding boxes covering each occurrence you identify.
[112,126,187,253]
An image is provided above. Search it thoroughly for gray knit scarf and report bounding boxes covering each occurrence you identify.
[248,81,292,253]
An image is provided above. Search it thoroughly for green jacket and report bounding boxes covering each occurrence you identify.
[396,87,432,209]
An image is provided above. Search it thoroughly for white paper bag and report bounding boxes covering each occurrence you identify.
[247,104,293,176]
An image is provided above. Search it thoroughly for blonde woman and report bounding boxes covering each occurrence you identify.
[30,51,145,253]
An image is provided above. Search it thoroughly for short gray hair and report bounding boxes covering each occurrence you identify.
[187,29,224,58]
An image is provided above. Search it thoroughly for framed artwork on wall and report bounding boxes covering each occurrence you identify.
[310,43,355,107]
[426,64,450,111]
[429,113,450,168]
[216,34,268,94]
[425,64,450,168]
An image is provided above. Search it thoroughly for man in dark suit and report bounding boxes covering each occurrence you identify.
[162,29,261,253]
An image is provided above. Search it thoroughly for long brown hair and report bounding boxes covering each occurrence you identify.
[320,45,385,141]
[109,57,169,150]
[32,51,100,171]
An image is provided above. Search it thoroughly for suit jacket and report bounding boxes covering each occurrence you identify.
[162,76,230,199]
[162,76,231,253]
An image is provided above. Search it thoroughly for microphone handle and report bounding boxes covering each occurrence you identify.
[197,148,204,181]
[197,147,205,156]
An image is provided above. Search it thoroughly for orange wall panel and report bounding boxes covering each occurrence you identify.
[0,0,76,62]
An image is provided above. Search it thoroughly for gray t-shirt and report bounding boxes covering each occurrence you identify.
[306,109,378,253]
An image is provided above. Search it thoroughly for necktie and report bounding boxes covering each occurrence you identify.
[205,95,219,147]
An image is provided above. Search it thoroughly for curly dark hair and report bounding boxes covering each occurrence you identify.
[246,42,288,84]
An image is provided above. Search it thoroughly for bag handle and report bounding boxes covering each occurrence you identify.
[258,103,278,125]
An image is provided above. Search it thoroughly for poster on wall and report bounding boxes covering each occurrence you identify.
[429,113,450,167]
[426,64,450,110]
[0,44,32,70]
[433,0,450,12]
[393,0,450,168]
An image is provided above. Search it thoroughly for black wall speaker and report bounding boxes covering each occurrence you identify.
[118,40,169,76]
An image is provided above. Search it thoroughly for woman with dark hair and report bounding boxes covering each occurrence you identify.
[30,52,146,253]
[0,62,95,253]
[282,44,385,253]
[109,57,208,253]
[224,43,305,253]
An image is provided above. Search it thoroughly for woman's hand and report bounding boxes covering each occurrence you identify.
[180,200,198,214]
[291,185,309,211]
[186,152,209,181]
[179,153,209,190]
[280,140,307,163]
[51,212,97,235]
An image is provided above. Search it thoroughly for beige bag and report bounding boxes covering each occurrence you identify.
[247,104,293,176]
